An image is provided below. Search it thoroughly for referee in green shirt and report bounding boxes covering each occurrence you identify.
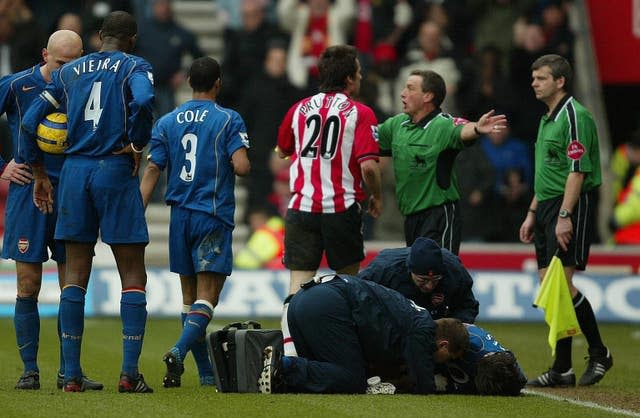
[520,54,612,388]
[378,69,506,253]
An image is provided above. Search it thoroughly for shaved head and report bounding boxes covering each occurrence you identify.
[42,30,83,80]
[47,29,83,58]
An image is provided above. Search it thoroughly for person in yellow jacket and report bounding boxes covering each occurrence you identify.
[610,166,640,244]
[609,131,640,244]
[235,208,285,269]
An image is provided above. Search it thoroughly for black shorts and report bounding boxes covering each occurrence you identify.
[534,190,598,270]
[284,204,364,271]
[404,201,461,254]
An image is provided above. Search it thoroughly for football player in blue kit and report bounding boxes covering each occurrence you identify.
[434,323,527,396]
[0,30,104,391]
[20,12,155,393]
[139,56,250,388]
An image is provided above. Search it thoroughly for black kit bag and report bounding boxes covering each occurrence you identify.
[207,320,283,392]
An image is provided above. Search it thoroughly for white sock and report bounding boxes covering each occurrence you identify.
[281,302,298,357]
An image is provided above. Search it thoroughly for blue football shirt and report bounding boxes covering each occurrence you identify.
[20,50,154,162]
[437,324,509,393]
[0,64,64,178]
[149,99,250,227]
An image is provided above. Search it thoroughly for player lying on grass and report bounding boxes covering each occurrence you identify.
[434,323,527,396]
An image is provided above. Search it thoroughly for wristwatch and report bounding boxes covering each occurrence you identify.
[559,209,572,218]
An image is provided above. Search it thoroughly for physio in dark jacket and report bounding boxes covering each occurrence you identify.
[280,275,469,394]
[358,237,479,323]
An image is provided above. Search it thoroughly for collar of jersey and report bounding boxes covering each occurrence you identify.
[544,94,571,122]
[403,108,442,129]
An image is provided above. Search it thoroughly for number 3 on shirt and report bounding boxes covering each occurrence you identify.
[84,82,103,129]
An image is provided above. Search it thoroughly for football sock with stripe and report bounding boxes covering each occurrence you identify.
[573,291,606,355]
[175,300,213,360]
[60,285,86,380]
[14,297,40,373]
[121,288,147,376]
[182,305,214,379]
[57,306,64,376]
[282,294,298,357]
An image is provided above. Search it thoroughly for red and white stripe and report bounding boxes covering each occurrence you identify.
[278,92,378,213]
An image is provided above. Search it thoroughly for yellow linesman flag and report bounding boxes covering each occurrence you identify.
[533,255,582,356]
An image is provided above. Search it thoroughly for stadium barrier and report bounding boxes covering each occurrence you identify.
[1,267,638,322]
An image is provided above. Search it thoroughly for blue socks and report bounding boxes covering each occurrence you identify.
[175,301,213,363]
[120,288,147,376]
[60,286,86,380]
[14,297,40,373]
[57,306,64,376]
[181,307,215,380]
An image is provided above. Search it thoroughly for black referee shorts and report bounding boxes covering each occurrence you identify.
[534,190,598,270]
[404,201,461,254]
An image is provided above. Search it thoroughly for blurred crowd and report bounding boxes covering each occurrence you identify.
[0,0,633,244]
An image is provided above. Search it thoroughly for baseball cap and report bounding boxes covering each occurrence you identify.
[406,238,445,277]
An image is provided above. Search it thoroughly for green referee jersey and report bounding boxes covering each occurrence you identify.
[378,110,466,215]
[534,95,602,202]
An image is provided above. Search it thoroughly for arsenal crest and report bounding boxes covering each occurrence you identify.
[18,237,29,254]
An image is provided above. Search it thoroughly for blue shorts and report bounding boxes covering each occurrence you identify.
[55,155,148,244]
[169,206,233,276]
[1,181,65,263]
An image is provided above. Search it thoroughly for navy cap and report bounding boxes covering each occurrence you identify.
[406,238,445,276]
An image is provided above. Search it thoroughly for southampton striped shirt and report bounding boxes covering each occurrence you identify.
[277,92,379,213]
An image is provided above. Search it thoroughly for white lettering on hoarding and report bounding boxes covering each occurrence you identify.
[474,273,534,318]
[606,278,640,318]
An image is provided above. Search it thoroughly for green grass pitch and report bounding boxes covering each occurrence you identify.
[0,318,638,417]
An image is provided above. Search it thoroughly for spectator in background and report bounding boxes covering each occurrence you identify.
[135,0,203,203]
[234,206,285,270]
[351,0,412,70]
[0,0,46,75]
[410,0,474,64]
[277,0,356,92]
[216,0,277,30]
[135,0,203,117]
[480,126,532,241]
[363,43,401,119]
[219,0,286,109]
[458,46,514,123]
[609,130,640,244]
[455,143,495,242]
[610,130,640,203]
[471,0,535,74]
[509,21,548,145]
[537,0,573,63]
[56,13,83,35]
[237,41,301,216]
[396,21,461,114]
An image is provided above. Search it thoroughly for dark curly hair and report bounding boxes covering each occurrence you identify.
[474,351,525,396]
[318,45,358,93]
